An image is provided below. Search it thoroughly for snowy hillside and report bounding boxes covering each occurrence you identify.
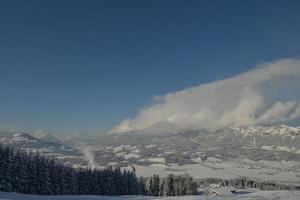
[73,125,300,184]
[0,131,86,166]
[1,191,300,200]
[2,125,300,184]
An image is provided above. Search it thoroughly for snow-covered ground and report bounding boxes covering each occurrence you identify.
[0,191,300,200]
[134,158,300,184]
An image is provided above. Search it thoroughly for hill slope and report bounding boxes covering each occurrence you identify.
[0,131,86,166]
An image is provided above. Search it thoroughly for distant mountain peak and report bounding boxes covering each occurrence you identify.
[33,130,62,144]
[231,124,300,136]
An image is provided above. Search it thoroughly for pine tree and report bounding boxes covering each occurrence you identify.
[1,146,14,192]
[165,174,175,196]
[0,145,6,191]
[159,179,166,196]
[12,150,29,193]
[152,175,160,196]
[27,153,37,194]
[138,177,147,195]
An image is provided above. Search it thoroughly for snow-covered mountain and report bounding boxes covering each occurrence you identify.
[3,125,300,166]
[82,124,300,183]
[33,131,63,144]
[1,125,300,183]
[0,131,87,167]
[90,125,300,163]
[233,125,300,137]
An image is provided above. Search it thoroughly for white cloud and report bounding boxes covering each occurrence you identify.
[258,101,300,124]
[110,59,300,134]
[33,129,48,138]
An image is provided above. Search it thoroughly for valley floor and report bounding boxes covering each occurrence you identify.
[1,191,300,200]
[134,158,300,184]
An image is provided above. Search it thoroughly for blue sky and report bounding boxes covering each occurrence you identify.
[0,0,300,135]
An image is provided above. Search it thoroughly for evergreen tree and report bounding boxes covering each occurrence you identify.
[152,175,160,196]
[165,174,175,196]
[1,146,14,192]
[138,177,147,195]
[159,179,166,196]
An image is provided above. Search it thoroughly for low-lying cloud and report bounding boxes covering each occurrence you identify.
[111,59,300,134]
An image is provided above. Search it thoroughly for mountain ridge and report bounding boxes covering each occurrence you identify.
[1,124,300,182]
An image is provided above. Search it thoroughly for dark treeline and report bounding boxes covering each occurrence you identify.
[0,144,197,196]
[3,143,298,196]
[139,174,198,196]
[228,177,300,191]
[198,177,300,191]
[0,144,140,195]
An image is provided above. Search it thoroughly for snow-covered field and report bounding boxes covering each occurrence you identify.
[1,191,300,200]
[134,158,300,184]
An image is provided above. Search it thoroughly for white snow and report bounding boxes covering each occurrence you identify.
[116,152,126,157]
[260,145,295,153]
[12,133,22,137]
[150,163,168,168]
[0,191,300,199]
[124,153,140,159]
[60,146,74,152]
[164,151,175,155]
[113,145,125,153]
[145,144,156,149]
[56,155,79,159]
[131,149,141,154]
[129,145,140,150]
[134,159,300,184]
[107,162,118,166]
[9,136,37,143]
[113,145,134,153]
[148,157,166,163]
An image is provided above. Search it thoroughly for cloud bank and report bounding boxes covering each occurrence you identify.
[111,59,300,134]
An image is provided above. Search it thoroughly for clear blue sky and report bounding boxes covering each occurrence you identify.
[0,0,299,135]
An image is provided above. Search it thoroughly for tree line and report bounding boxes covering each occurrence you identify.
[0,144,140,195]
[139,174,198,196]
[0,144,199,196]
[4,142,297,196]
[198,177,300,191]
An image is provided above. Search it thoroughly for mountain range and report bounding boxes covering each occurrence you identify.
[1,125,300,183]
